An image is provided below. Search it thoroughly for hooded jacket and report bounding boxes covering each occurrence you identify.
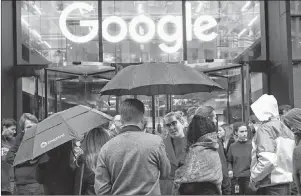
[250,94,295,188]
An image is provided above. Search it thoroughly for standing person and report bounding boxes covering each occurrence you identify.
[250,94,295,195]
[227,122,254,195]
[5,113,44,195]
[35,141,76,195]
[79,127,111,195]
[160,112,187,195]
[174,115,223,195]
[195,106,232,195]
[282,108,301,195]
[1,119,17,195]
[94,99,171,195]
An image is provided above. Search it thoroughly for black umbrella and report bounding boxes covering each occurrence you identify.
[100,62,223,96]
[100,62,223,132]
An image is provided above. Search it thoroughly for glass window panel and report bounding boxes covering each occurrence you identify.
[21,1,99,65]
[293,63,301,107]
[102,1,183,63]
[291,17,301,60]
[186,1,261,63]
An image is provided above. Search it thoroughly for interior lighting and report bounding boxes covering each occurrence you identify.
[43,41,52,48]
[32,4,42,15]
[102,16,127,43]
[31,29,41,40]
[59,2,98,43]
[129,15,156,43]
[196,2,203,13]
[21,18,29,27]
[238,28,247,37]
[138,4,144,14]
[248,16,258,27]
[241,1,251,12]
[193,15,218,41]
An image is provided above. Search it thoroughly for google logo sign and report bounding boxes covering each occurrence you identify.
[59,2,218,53]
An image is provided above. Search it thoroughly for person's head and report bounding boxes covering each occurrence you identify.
[220,124,233,142]
[282,108,301,143]
[163,112,185,138]
[120,99,145,129]
[251,94,279,121]
[19,113,38,132]
[233,122,248,142]
[2,119,17,139]
[217,126,225,139]
[195,106,217,124]
[81,127,110,171]
[279,105,292,116]
[187,115,217,148]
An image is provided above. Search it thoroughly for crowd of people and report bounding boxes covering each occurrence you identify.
[1,94,301,195]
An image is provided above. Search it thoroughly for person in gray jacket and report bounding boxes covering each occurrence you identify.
[94,99,171,195]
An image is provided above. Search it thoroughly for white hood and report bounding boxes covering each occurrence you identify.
[251,94,279,122]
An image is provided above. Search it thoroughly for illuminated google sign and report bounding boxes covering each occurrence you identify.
[59,2,218,53]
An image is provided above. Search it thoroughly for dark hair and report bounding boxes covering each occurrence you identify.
[233,122,246,133]
[2,119,16,129]
[120,99,144,123]
[187,115,216,150]
[195,106,215,123]
[19,113,38,131]
[279,105,292,116]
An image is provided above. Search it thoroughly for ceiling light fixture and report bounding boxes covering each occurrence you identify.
[241,1,251,12]
[248,16,258,27]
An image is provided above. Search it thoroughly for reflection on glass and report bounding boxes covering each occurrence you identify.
[291,1,301,15]
[21,1,99,64]
[291,17,301,60]
[102,1,183,63]
[187,1,260,62]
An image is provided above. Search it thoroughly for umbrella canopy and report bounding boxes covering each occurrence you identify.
[13,105,112,166]
[100,62,223,96]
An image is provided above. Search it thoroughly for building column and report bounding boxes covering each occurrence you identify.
[265,0,294,106]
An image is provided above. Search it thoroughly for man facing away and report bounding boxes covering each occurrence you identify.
[94,99,171,195]
[249,94,295,195]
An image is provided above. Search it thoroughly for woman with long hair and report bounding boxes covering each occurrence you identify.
[219,124,236,154]
[80,127,111,195]
[173,115,223,195]
[282,108,301,195]
[194,106,231,195]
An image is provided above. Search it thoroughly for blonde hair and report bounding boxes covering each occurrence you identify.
[81,127,110,172]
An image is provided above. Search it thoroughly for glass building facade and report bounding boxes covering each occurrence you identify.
[1,1,300,130]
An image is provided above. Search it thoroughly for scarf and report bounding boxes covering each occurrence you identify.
[172,132,223,195]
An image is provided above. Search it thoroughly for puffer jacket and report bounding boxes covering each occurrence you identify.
[250,94,295,188]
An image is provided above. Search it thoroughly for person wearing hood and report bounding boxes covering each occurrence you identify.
[282,108,301,195]
[249,94,295,195]
[173,115,223,195]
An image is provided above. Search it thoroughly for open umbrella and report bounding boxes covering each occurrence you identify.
[13,105,112,166]
[100,62,223,96]
[100,62,223,132]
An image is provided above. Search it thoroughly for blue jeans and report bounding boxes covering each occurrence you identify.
[257,183,290,195]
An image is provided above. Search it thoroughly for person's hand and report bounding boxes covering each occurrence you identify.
[73,146,84,159]
[228,170,233,178]
[249,178,259,191]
